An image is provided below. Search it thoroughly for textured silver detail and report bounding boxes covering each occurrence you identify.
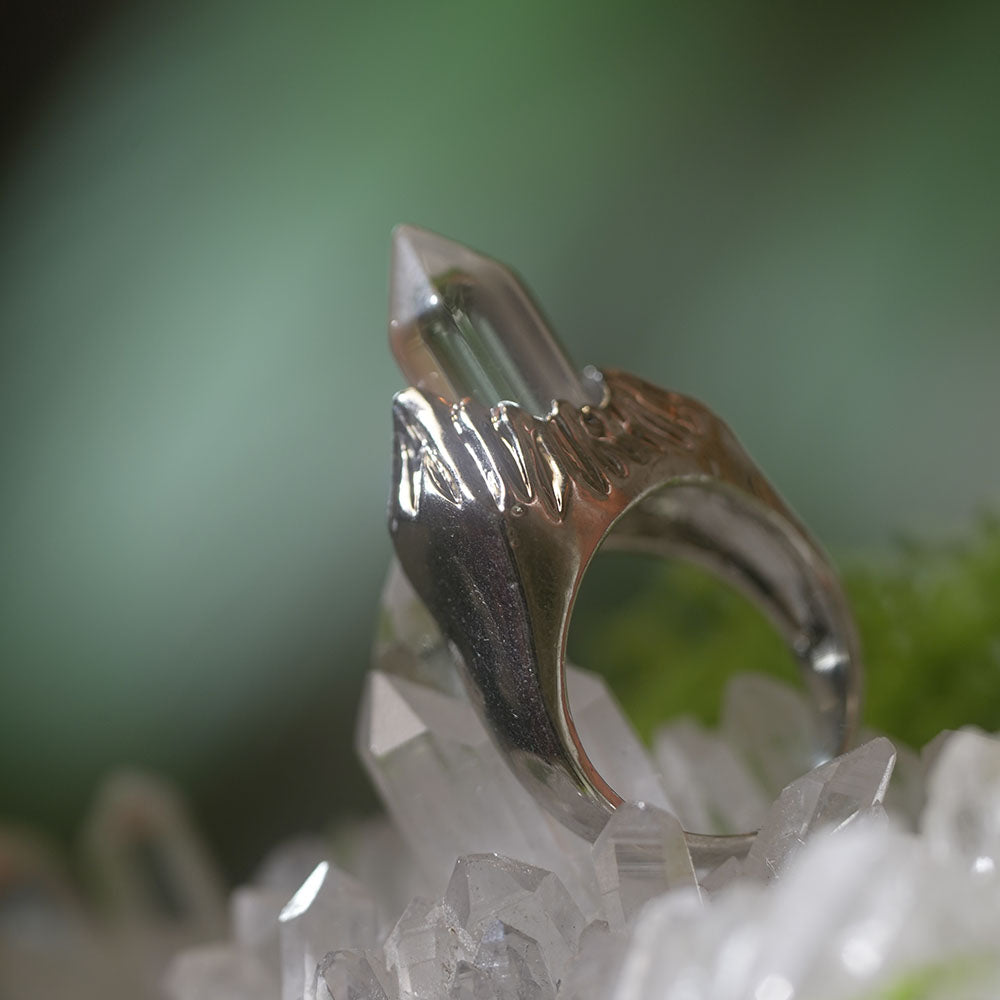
[389,368,863,864]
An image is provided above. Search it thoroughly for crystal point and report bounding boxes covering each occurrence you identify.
[79,770,227,938]
[567,667,674,813]
[923,728,1000,875]
[591,802,698,930]
[315,950,391,1000]
[278,862,379,1000]
[357,669,597,909]
[389,225,600,416]
[744,737,896,881]
[653,716,769,834]
[470,921,555,1000]
[444,854,585,988]
[699,856,745,896]
[384,896,471,998]
[164,944,276,1000]
[254,836,332,894]
[230,885,289,975]
[721,674,825,799]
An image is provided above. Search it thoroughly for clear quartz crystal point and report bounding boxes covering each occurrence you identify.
[230,885,291,979]
[557,934,627,1000]
[232,837,336,985]
[753,824,996,1000]
[860,726,924,829]
[721,674,826,799]
[923,728,1000,875]
[591,802,699,930]
[467,922,555,1000]
[163,944,276,1000]
[369,561,705,917]
[444,854,586,989]
[278,861,379,1000]
[314,950,391,1000]
[605,821,1000,1000]
[383,896,472,998]
[653,717,770,834]
[356,668,598,910]
[744,737,896,881]
[698,856,745,896]
[79,770,227,939]
[254,836,332,894]
[389,225,602,417]
[567,668,675,812]
[331,817,430,929]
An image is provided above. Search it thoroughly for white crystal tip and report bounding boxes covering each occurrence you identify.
[389,223,490,331]
[387,224,598,415]
[391,222,470,262]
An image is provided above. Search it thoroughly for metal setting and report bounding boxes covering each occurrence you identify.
[389,366,863,865]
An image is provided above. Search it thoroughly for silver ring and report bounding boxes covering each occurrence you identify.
[385,226,863,867]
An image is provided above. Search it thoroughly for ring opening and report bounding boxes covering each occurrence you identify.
[565,480,861,837]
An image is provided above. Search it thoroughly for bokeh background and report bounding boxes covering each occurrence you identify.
[3,0,999,879]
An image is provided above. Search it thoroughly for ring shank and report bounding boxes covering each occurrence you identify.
[389,371,863,865]
[604,483,861,761]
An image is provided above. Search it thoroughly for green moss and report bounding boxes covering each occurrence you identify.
[568,516,1000,747]
[857,954,998,999]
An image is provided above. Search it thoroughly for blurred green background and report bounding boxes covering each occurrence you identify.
[2,0,999,878]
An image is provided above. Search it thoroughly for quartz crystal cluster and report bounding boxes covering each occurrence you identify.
[157,565,1000,999]
[6,565,1000,999]
[8,227,998,999]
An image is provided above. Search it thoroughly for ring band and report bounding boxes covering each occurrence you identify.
[384,227,863,866]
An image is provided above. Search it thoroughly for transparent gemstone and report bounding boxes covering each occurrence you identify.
[163,944,276,1000]
[444,854,585,987]
[556,931,627,1000]
[331,816,429,931]
[591,803,699,930]
[577,918,612,947]
[653,716,769,834]
[859,727,924,829]
[254,836,332,894]
[389,225,602,416]
[78,770,227,938]
[278,862,379,1000]
[752,826,910,998]
[743,737,896,881]
[923,728,1000,875]
[762,824,1000,999]
[698,856,745,896]
[566,667,674,813]
[601,888,713,1000]
[315,950,391,1000]
[448,961,476,1000]
[368,565,652,913]
[609,822,1000,999]
[230,885,289,976]
[921,728,962,774]
[721,674,827,800]
[383,896,472,998]
[356,669,596,910]
[236,837,336,985]
[468,920,555,1000]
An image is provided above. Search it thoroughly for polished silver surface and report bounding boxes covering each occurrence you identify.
[388,367,863,863]
[384,225,862,864]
